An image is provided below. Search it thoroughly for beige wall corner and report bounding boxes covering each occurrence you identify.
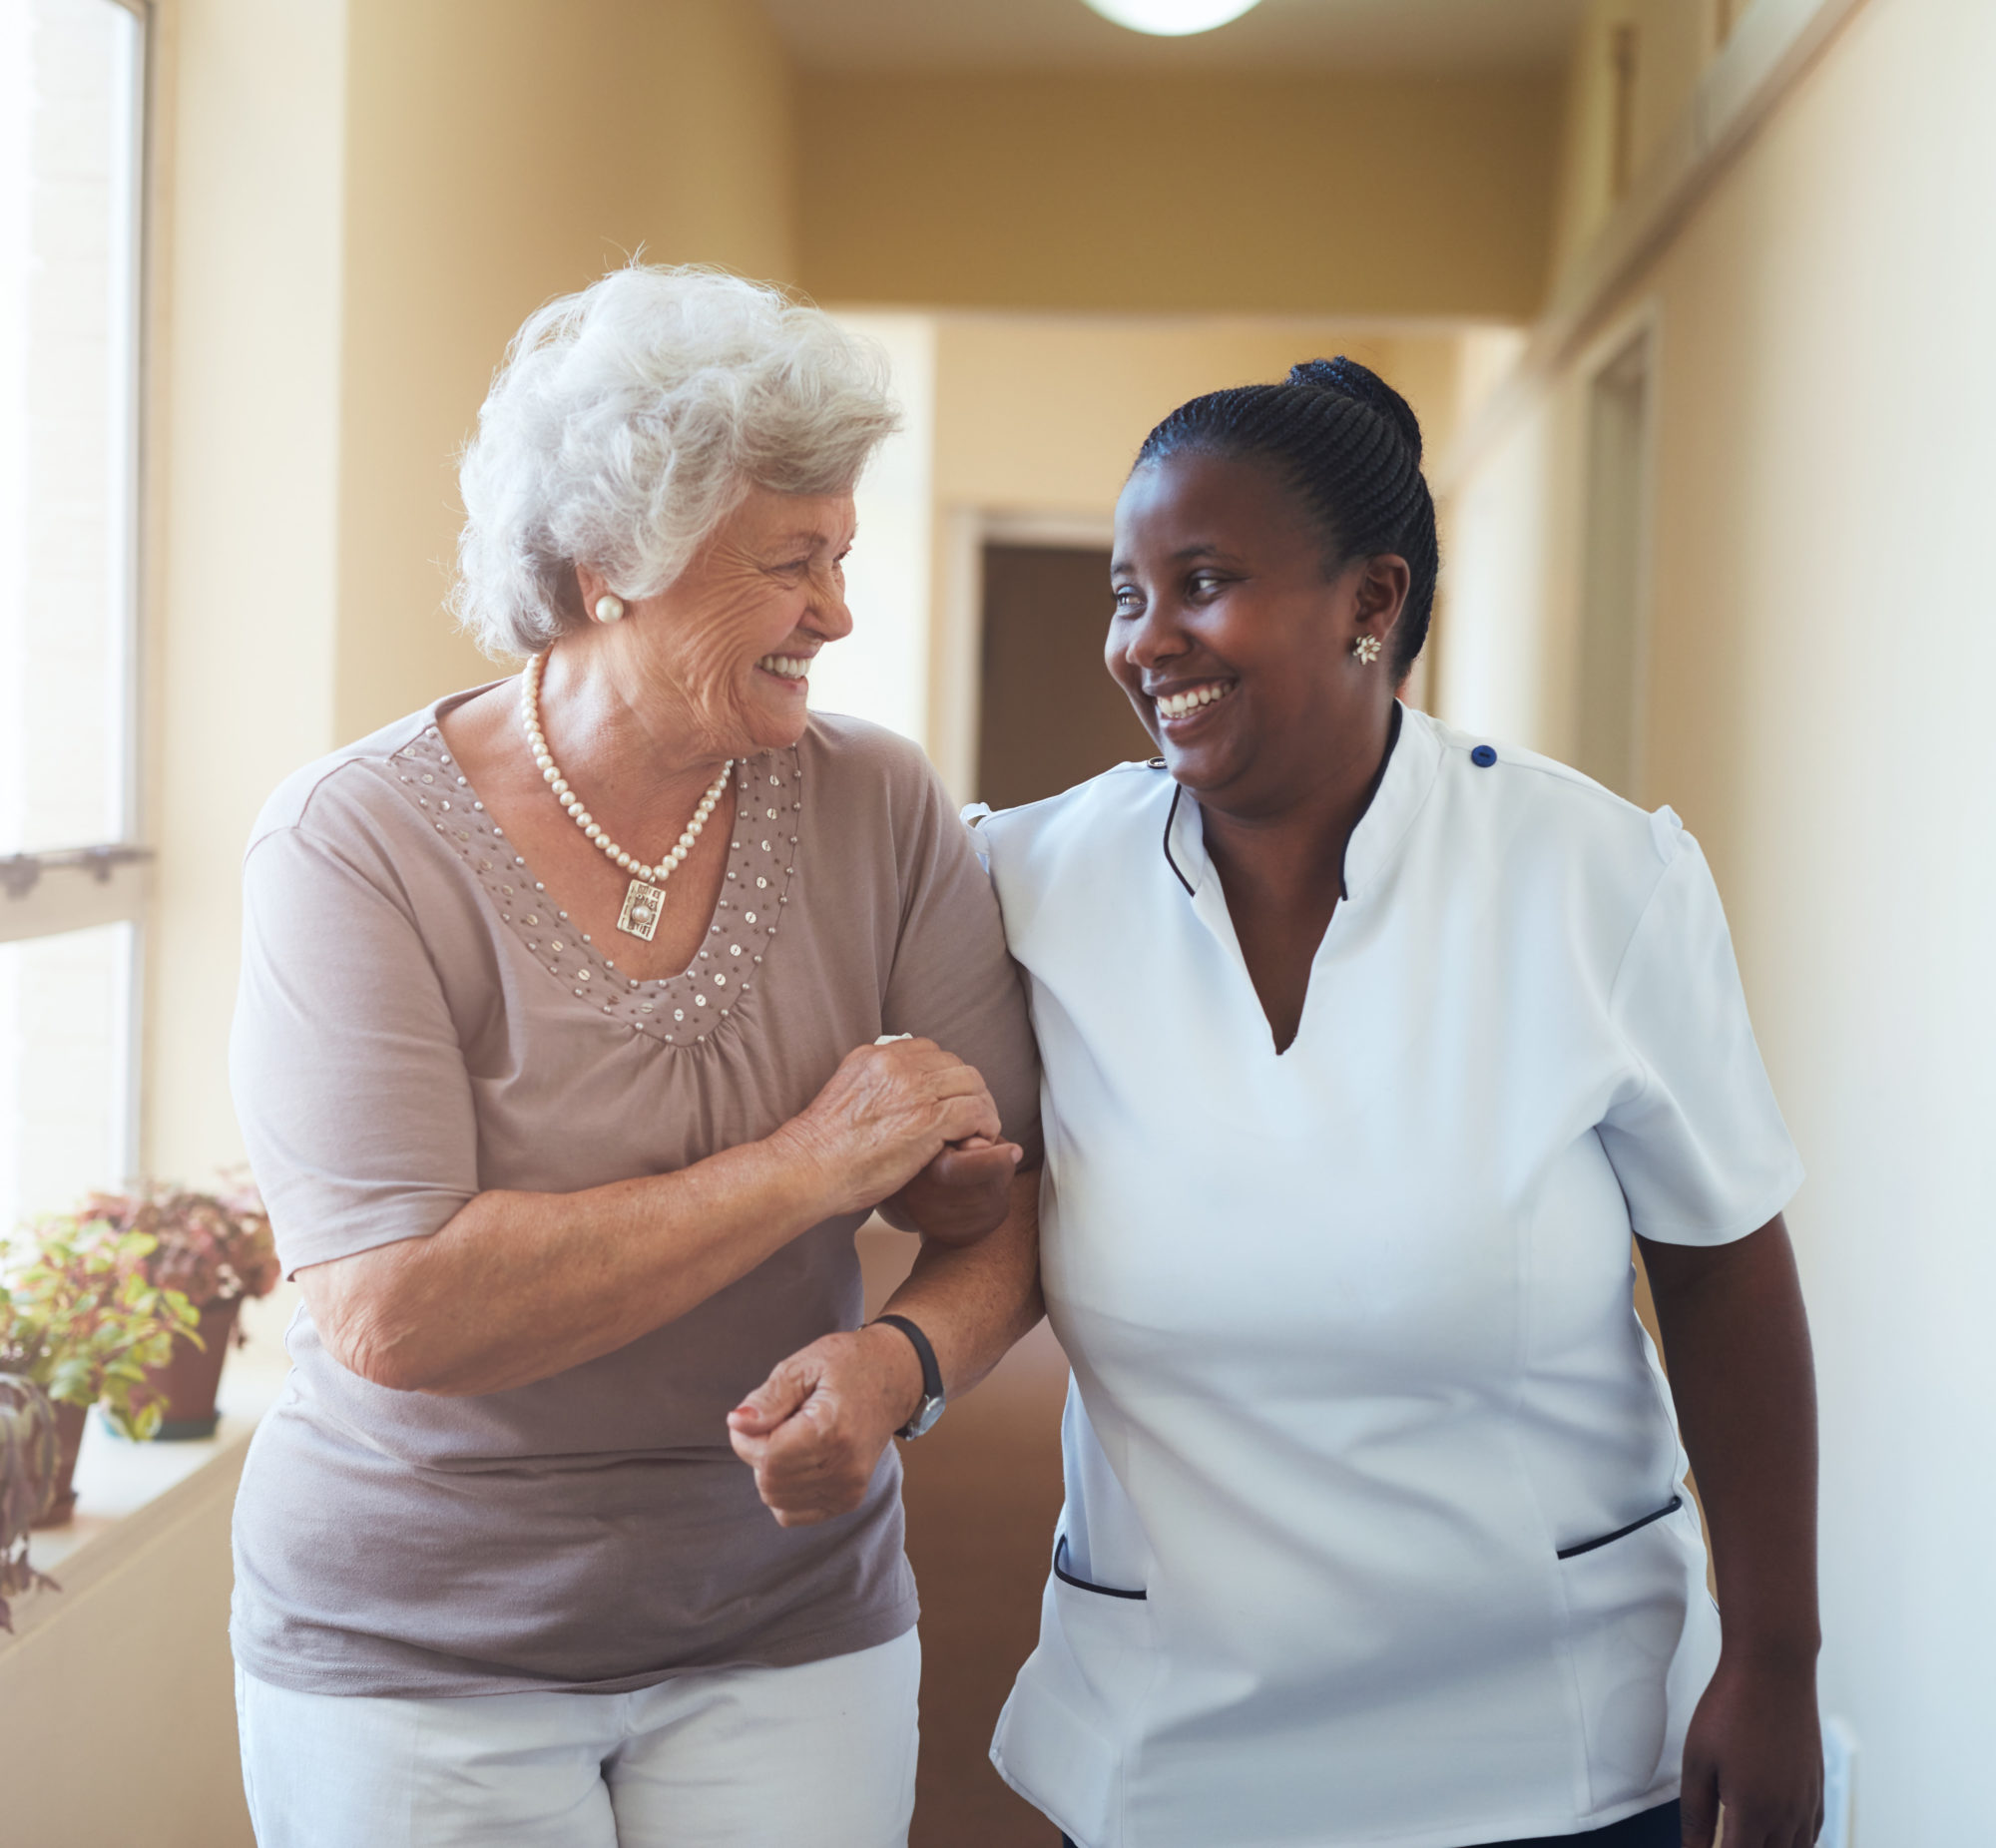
[143,0,349,1186]
[331,0,799,744]
[797,71,1564,320]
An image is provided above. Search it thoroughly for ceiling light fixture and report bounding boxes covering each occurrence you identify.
[1082,0,1264,37]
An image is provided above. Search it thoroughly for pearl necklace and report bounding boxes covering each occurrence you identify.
[521,650,733,944]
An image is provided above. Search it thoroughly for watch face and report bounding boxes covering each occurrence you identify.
[903,1393,946,1440]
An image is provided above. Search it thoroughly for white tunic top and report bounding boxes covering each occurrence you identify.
[972,706,1802,1848]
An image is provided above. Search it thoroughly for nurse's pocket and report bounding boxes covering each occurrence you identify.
[1556,1495,1715,1812]
[992,1540,1158,1848]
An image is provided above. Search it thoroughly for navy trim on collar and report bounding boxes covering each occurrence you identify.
[1161,782,1197,896]
[1157,702,1408,903]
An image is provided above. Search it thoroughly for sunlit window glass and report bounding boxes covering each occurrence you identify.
[0,0,145,1232]
[0,921,135,1227]
[0,0,144,857]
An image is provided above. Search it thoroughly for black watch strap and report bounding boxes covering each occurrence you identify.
[872,1313,945,1440]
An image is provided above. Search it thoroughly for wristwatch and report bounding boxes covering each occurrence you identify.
[872,1313,946,1440]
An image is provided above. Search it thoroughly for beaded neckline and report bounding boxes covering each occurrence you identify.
[388,719,803,1050]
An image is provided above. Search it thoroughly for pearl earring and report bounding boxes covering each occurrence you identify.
[1352,635,1382,665]
[593,594,625,624]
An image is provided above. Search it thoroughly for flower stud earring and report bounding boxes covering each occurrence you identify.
[1352,635,1382,665]
[593,594,626,624]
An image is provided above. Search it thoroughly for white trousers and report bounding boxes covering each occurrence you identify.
[235,1629,921,1848]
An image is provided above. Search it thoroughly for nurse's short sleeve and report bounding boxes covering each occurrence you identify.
[1599,831,1803,1245]
[230,820,478,1275]
[882,775,1043,1168]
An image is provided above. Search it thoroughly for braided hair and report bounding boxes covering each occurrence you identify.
[1132,356,1439,674]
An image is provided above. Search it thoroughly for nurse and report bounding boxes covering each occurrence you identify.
[737,358,1822,1848]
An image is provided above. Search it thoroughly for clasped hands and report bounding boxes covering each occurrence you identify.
[730,1036,1018,1527]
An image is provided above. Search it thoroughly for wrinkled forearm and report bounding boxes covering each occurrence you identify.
[301,1128,835,1397]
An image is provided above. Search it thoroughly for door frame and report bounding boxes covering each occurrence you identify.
[1572,296,1664,801]
[931,509,1116,805]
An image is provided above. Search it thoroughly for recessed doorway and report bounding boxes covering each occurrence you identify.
[975,542,1156,811]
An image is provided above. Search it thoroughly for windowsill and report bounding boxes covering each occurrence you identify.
[2,1295,297,1651]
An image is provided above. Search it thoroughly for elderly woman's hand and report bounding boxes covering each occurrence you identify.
[779,1038,1019,1220]
[727,1325,922,1528]
[732,1167,1041,1526]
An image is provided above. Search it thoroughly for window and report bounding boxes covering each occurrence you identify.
[0,0,148,1231]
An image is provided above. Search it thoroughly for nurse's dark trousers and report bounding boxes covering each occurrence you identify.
[1060,1795,1682,1848]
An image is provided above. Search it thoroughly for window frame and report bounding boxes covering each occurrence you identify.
[0,0,155,1190]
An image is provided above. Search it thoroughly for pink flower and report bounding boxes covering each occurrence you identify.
[80,1181,281,1311]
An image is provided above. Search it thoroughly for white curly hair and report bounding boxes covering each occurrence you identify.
[451,265,899,658]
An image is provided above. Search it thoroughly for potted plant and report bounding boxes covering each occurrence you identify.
[2,1372,62,1627]
[82,1181,280,1440]
[0,1217,198,1525]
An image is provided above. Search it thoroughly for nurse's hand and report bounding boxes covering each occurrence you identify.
[1679,1652,1824,1848]
[779,1038,1010,1219]
[727,1326,920,1527]
[883,1138,1024,1247]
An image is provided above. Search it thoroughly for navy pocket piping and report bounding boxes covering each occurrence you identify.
[1556,1494,1685,1561]
[1054,1534,1148,1601]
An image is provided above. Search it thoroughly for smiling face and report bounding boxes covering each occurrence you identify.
[1107,448,1408,820]
[577,485,857,761]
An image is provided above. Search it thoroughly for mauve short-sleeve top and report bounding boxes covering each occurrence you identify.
[227,689,1042,1697]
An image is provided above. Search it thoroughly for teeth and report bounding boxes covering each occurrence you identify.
[756,655,810,680]
[1155,682,1235,719]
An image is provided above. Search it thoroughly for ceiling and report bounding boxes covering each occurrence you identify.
[758,0,1588,76]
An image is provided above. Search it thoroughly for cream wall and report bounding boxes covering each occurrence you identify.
[799,71,1565,320]
[333,0,798,746]
[141,0,348,1209]
[930,315,1467,517]
[1441,0,1996,1837]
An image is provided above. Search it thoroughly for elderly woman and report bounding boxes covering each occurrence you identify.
[226,267,1042,1848]
[747,359,1821,1848]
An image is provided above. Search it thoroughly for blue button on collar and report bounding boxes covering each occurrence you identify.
[1471,744,1497,767]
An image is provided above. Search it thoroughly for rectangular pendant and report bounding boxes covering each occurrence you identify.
[617,878,666,941]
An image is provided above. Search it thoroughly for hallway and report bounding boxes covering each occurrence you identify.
[2,2,1993,1844]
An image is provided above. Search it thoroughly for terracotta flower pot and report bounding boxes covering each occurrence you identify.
[143,1297,242,1441]
[32,1401,88,1529]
